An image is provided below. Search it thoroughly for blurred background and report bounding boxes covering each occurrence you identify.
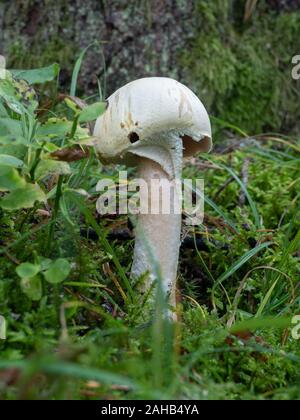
[1,0,300,136]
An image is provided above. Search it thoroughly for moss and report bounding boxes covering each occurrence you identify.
[1,0,76,83]
[1,0,299,134]
[180,0,300,135]
[8,38,75,80]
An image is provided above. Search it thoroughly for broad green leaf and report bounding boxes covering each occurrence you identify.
[0,144,27,163]
[0,183,46,210]
[0,102,8,117]
[0,79,15,98]
[43,142,60,153]
[44,259,71,284]
[37,119,72,138]
[0,79,26,114]
[0,167,26,191]
[0,136,27,146]
[0,154,23,168]
[35,159,71,180]
[78,102,106,123]
[9,78,37,113]
[37,119,88,140]
[0,96,25,115]
[36,257,52,271]
[16,262,40,279]
[0,118,24,137]
[11,64,60,85]
[20,275,42,301]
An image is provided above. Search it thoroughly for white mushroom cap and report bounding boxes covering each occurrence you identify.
[94,77,212,178]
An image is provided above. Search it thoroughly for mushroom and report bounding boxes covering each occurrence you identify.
[94,77,212,317]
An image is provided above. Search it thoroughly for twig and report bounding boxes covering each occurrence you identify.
[244,0,258,22]
[213,176,235,201]
[46,175,64,254]
[239,157,251,207]
[102,262,128,303]
[4,251,20,265]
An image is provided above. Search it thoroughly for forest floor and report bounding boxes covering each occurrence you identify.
[0,65,299,400]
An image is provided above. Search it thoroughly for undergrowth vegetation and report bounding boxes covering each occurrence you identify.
[0,60,299,400]
[181,0,300,135]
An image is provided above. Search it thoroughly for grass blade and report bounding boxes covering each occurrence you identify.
[70,193,134,303]
[255,278,279,317]
[217,162,261,228]
[230,316,292,334]
[211,116,249,137]
[213,241,273,290]
[0,359,137,390]
[185,182,238,232]
[70,43,98,97]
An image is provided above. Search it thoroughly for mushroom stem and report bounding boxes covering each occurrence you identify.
[131,158,182,314]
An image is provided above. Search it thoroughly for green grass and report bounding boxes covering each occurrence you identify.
[0,63,300,400]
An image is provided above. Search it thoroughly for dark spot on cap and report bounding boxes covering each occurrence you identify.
[135,121,139,126]
[128,132,139,144]
[120,122,125,128]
